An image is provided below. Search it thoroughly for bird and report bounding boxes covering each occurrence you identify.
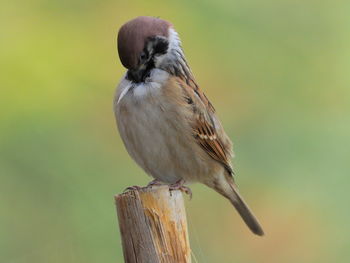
[114,16,264,236]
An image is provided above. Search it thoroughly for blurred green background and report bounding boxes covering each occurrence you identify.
[1,0,349,262]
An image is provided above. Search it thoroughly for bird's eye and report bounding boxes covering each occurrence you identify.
[140,52,147,61]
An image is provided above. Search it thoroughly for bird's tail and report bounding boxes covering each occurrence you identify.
[211,177,264,236]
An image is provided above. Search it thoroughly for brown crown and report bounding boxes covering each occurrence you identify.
[117,16,172,69]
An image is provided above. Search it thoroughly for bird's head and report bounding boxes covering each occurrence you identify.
[117,16,189,83]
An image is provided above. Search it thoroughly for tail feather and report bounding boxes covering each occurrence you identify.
[211,177,264,236]
[228,183,264,236]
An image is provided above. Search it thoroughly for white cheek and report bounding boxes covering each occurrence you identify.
[154,54,166,68]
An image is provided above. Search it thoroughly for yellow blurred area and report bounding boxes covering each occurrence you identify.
[1,0,349,262]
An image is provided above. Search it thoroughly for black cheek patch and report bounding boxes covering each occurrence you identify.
[148,36,169,56]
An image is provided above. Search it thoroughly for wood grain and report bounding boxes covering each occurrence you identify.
[115,186,191,263]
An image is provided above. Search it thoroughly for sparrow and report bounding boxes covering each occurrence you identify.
[114,16,264,236]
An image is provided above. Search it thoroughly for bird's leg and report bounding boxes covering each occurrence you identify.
[169,179,192,199]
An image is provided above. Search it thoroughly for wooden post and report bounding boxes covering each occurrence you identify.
[115,185,191,263]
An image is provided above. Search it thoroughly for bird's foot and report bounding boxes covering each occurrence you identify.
[146,179,165,188]
[169,179,192,199]
[123,179,167,192]
[123,185,143,192]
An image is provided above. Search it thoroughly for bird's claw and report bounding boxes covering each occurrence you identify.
[147,179,165,187]
[123,185,143,192]
[169,180,192,199]
[123,179,193,200]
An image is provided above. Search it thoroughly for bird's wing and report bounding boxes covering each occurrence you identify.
[175,77,234,175]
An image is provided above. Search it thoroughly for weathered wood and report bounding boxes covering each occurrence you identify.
[115,185,191,263]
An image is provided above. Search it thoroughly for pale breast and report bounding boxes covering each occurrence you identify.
[114,70,215,183]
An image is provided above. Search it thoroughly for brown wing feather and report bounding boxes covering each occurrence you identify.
[195,114,234,175]
[175,77,234,175]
